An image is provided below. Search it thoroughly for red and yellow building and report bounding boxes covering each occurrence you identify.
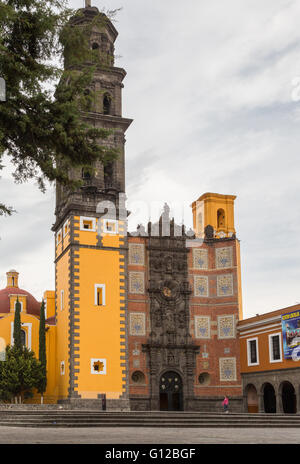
[238,305,300,413]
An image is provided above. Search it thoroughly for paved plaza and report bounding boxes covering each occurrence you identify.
[0,426,298,444]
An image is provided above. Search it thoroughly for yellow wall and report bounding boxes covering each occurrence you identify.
[192,192,236,238]
[55,246,70,400]
[71,215,126,399]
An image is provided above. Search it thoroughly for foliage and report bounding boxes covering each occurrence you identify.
[0,0,119,215]
[13,297,22,350]
[0,345,42,403]
[37,300,47,397]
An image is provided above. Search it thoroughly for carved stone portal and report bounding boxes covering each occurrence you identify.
[142,212,199,411]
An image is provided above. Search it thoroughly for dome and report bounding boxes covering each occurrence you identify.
[0,287,41,316]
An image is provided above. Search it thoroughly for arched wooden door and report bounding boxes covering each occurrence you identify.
[159,371,183,411]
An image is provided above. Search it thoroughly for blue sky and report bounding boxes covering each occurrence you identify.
[0,0,300,318]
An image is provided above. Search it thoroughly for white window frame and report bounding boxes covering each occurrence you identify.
[103,218,119,235]
[80,216,96,232]
[60,290,64,311]
[11,322,32,350]
[91,358,107,375]
[56,229,62,245]
[247,337,259,366]
[94,284,106,306]
[14,300,23,313]
[60,361,65,376]
[269,332,283,363]
[63,219,70,238]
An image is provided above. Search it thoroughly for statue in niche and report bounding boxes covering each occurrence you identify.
[164,309,174,331]
[165,256,172,273]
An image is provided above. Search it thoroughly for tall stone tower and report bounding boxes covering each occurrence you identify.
[53,3,132,408]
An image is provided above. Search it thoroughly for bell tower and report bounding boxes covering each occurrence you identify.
[55,3,132,223]
[53,3,132,408]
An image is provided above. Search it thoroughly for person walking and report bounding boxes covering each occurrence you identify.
[222,395,229,414]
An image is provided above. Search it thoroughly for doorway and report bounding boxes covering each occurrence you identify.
[281,381,296,414]
[263,383,276,413]
[159,371,183,411]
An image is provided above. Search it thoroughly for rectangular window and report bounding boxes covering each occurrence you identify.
[56,230,62,245]
[103,219,118,235]
[94,284,106,306]
[60,361,65,376]
[269,333,282,363]
[247,337,259,366]
[63,220,70,237]
[80,216,96,232]
[60,290,64,311]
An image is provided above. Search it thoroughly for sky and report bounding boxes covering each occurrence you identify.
[0,0,300,319]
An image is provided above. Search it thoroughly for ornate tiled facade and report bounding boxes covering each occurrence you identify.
[129,272,145,294]
[129,312,146,336]
[217,274,233,296]
[219,357,237,381]
[218,315,235,339]
[194,276,209,297]
[129,244,145,266]
[193,249,208,269]
[195,316,210,339]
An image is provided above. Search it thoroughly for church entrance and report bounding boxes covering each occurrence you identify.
[159,371,183,411]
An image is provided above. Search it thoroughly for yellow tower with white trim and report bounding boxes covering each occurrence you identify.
[53,3,132,408]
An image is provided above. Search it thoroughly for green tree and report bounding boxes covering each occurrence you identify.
[13,297,22,350]
[0,345,41,403]
[0,0,119,215]
[37,300,47,404]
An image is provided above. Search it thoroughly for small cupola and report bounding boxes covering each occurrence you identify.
[6,270,19,288]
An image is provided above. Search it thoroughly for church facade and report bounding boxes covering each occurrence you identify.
[0,4,244,411]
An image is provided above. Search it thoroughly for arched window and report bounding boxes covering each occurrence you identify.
[82,168,92,180]
[103,94,111,115]
[217,208,225,228]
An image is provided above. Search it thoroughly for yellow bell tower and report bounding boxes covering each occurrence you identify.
[191,192,236,239]
[53,3,132,409]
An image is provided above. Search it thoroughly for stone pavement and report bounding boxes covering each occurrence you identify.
[0,426,298,444]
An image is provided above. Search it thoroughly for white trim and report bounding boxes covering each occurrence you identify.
[269,332,283,363]
[239,322,281,336]
[80,216,96,232]
[14,300,23,313]
[103,218,119,235]
[60,361,65,375]
[194,315,210,339]
[56,229,62,245]
[44,299,47,320]
[246,337,259,366]
[238,315,281,331]
[63,219,70,238]
[60,290,64,311]
[94,284,106,306]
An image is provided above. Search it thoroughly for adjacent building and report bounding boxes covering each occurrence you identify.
[238,304,300,413]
